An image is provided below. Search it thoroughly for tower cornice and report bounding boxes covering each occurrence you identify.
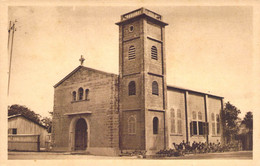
[115,8,168,26]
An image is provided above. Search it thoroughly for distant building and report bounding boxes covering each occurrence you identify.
[52,8,224,155]
[8,114,48,151]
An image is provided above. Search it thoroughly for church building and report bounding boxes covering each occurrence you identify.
[51,8,224,156]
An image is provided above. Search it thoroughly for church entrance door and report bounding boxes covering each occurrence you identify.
[75,118,88,150]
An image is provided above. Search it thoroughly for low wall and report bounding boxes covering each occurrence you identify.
[8,134,40,152]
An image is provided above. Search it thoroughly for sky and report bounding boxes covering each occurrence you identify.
[7,6,254,118]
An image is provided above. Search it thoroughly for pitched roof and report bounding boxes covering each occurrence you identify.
[167,84,224,99]
[8,114,47,129]
[54,65,118,88]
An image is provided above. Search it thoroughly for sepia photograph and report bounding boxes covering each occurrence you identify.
[1,1,258,164]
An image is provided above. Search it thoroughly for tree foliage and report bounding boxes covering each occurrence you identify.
[8,104,42,125]
[242,111,253,130]
[221,102,241,143]
[41,116,52,133]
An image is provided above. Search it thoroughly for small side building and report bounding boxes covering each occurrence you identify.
[8,114,48,151]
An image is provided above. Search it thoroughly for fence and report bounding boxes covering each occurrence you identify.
[8,134,40,152]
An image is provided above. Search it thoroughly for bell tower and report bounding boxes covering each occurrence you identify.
[116,8,168,153]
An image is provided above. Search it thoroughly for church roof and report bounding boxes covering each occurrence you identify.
[54,65,118,88]
[167,85,224,99]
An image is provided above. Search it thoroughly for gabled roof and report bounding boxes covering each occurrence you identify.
[54,65,118,88]
[167,84,224,99]
[8,114,47,129]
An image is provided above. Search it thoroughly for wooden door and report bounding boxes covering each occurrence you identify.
[75,118,87,150]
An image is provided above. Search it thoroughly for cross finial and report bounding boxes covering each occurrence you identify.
[79,55,85,66]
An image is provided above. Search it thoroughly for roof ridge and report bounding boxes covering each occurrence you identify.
[54,65,118,88]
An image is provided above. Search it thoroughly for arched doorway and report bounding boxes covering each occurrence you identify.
[75,118,88,150]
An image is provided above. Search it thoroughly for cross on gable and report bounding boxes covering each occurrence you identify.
[79,55,85,65]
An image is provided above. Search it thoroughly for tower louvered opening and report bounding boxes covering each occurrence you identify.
[128,45,136,60]
[151,46,158,60]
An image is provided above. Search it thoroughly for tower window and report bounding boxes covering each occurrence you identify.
[128,81,136,96]
[128,116,136,134]
[153,117,159,134]
[128,45,136,60]
[78,88,83,100]
[151,46,158,60]
[152,81,158,95]
[72,91,76,101]
[129,25,134,32]
[85,89,89,100]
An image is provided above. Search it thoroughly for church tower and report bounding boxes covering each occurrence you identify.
[116,8,168,153]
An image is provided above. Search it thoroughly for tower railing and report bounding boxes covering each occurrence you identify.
[121,8,162,21]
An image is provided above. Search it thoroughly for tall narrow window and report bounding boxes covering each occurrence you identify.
[216,114,220,135]
[198,112,202,120]
[177,109,182,134]
[72,91,76,101]
[128,116,136,134]
[153,117,159,134]
[85,89,89,100]
[128,81,136,96]
[198,122,204,135]
[151,46,158,60]
[211,113,216,135]
[170,108,175,134]
[152,81,158,95]
[190,121,197,136]
[78,88,83,100]
[192,111,196,120]
[128,45,136,60]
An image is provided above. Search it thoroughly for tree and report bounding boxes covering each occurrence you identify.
[241,111,253,130]
[8,104,42,125]
[221,102,241,143]
[41,111,53,133]
[41,116,52,133]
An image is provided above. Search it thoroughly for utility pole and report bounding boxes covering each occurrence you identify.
[8,21,12,51]
[7,20,17,96]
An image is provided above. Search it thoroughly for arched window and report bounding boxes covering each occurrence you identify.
[78,88,83,100]
[72,91,76,101]
[170,108,175,134]
[128,116,136,134]
[198,112,202,120]
[151,46,158,60]
[128,45,136,60]
[128,81,136,96]
[192,111,196,120]
[85,89,89,100]
[152,81,159,95]
[153,117,159,134]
